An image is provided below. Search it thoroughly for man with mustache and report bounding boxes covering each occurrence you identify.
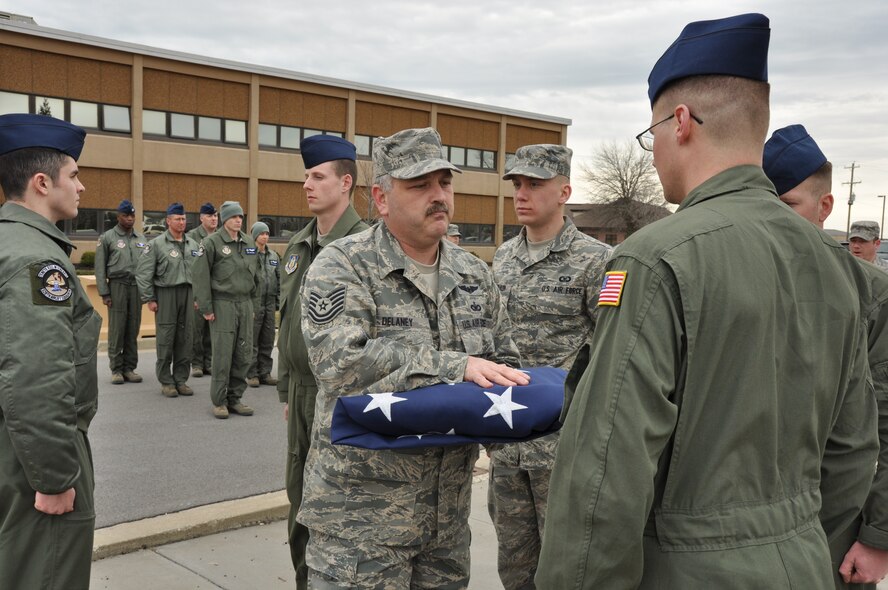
[298,127,525,589]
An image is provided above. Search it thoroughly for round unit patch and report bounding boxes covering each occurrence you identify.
[37,264,73,302]
[169,249,180,258]
[117,239,126,249]
[221,245,232,255]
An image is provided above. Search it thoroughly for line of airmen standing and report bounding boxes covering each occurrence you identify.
[95,197,282,416]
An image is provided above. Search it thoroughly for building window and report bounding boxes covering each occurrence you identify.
[259,215,313,239]
[280,126,301,149]
[0,92,131,135]
[355,134,374,157]
[503,225,522,241]
[143,109,247,146]
[198,117,222,142]
[442,145,497,171]
[258,123,277,147]
[102,105,131,133]
[0,90,28,114]
[225,120,247,144]
[256,125,344,151]
[458,223,495,245]
[70,101,98,128]
[143,110,166,135]
[170,113,195,139]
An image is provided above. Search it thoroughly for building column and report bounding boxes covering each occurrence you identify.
[247,74,260,227]
[496,116,508,245]
[131,55,144,231]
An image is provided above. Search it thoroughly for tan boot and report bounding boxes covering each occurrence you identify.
[111,373,124,385]
[228,402,254,416]
[123,371,143,383]
[246,377,260,388]
[176,384,194,396]
[259,374,278,386]
[161,385,178,398]
[213,405,229,419]
[191,367,203,378]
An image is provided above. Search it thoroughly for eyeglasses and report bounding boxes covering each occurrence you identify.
[635,112,703,151]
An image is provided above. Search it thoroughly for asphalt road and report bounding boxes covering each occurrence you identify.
[90,345,288,528]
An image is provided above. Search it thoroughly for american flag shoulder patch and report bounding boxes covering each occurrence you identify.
[307,286,347,324]
[598,271,627,307]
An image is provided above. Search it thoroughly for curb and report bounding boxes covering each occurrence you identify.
[92,490,289,561]
[93,457,490,561]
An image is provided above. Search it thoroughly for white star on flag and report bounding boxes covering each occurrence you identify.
[363,392,408,421]
[483,387,528,429]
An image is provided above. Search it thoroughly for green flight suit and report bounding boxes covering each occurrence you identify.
[276,204,367,588]
[536,166,879,589]
[248,246,280,380]
[830,261,888,590]
[136,230,201,387]
[192,229,260,408]
[94,224,145,374]
[186,224,213,372]
[0,202,102,589]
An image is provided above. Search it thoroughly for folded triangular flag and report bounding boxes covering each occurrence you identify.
[331,366,566,449]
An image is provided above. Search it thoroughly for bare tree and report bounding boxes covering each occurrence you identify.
[355,159,376,223]
[578,140,666,236]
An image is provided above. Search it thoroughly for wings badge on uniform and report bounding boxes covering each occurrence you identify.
[331,366,567,449]
[307,285,346,324]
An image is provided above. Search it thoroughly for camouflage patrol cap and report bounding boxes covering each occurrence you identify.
[503,144,572,180]
[373,127,461,182]
[849,221,880,241]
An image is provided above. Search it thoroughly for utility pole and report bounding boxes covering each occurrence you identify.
[844,162,861,239]
[880,195,887,239]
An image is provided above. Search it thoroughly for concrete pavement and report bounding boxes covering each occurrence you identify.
[91,461,504,589]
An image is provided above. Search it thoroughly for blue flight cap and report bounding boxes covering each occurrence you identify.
[301,135,356,169]
[199,202,216,215]
[763,125,828,196]
[647,13,770,105]
[166,202,185,215]
[117,199,135,215]
[0,113,87,160]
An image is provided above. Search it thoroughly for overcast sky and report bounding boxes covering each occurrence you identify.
[8,0,887,234]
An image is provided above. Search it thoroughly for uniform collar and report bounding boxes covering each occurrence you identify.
[0,201,75,253]
[374,222,463,297]
[292,204,365,245]
[219,229,245,243]
[512,216,577,265]
[677,165,777,212]
[112,223,140,238]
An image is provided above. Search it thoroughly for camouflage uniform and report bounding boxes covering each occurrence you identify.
[248,246,280,380]
[135,230,201,389]
[95,223,145,376]
[299,222,521,589]
[490,216,610,589]
[186,224,213,373]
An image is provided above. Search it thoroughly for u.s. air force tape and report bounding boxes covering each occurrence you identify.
[307,286,346,324]
[31,262,74,306]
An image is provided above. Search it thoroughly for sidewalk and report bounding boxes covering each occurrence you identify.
[90,457,504,590]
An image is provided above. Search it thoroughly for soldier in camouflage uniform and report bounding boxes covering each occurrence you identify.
[246,221,280,387]
[187,202,217,377]
[0,114,101,589]
[764,124,888,589]
[299,127,527,589]
[136,202,201,398]
[489,144,611,589]
[277,134,368,590]
[849,221,888,272]
[192,200,261,419]
[95,198,145,384]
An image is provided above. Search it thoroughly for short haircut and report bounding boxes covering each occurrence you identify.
[656,75,771,147]
[331,158,358,197]
[0,147,69,201]
[808,160,833,197]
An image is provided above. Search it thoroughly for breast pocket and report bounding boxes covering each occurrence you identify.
[455,297,495,356]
